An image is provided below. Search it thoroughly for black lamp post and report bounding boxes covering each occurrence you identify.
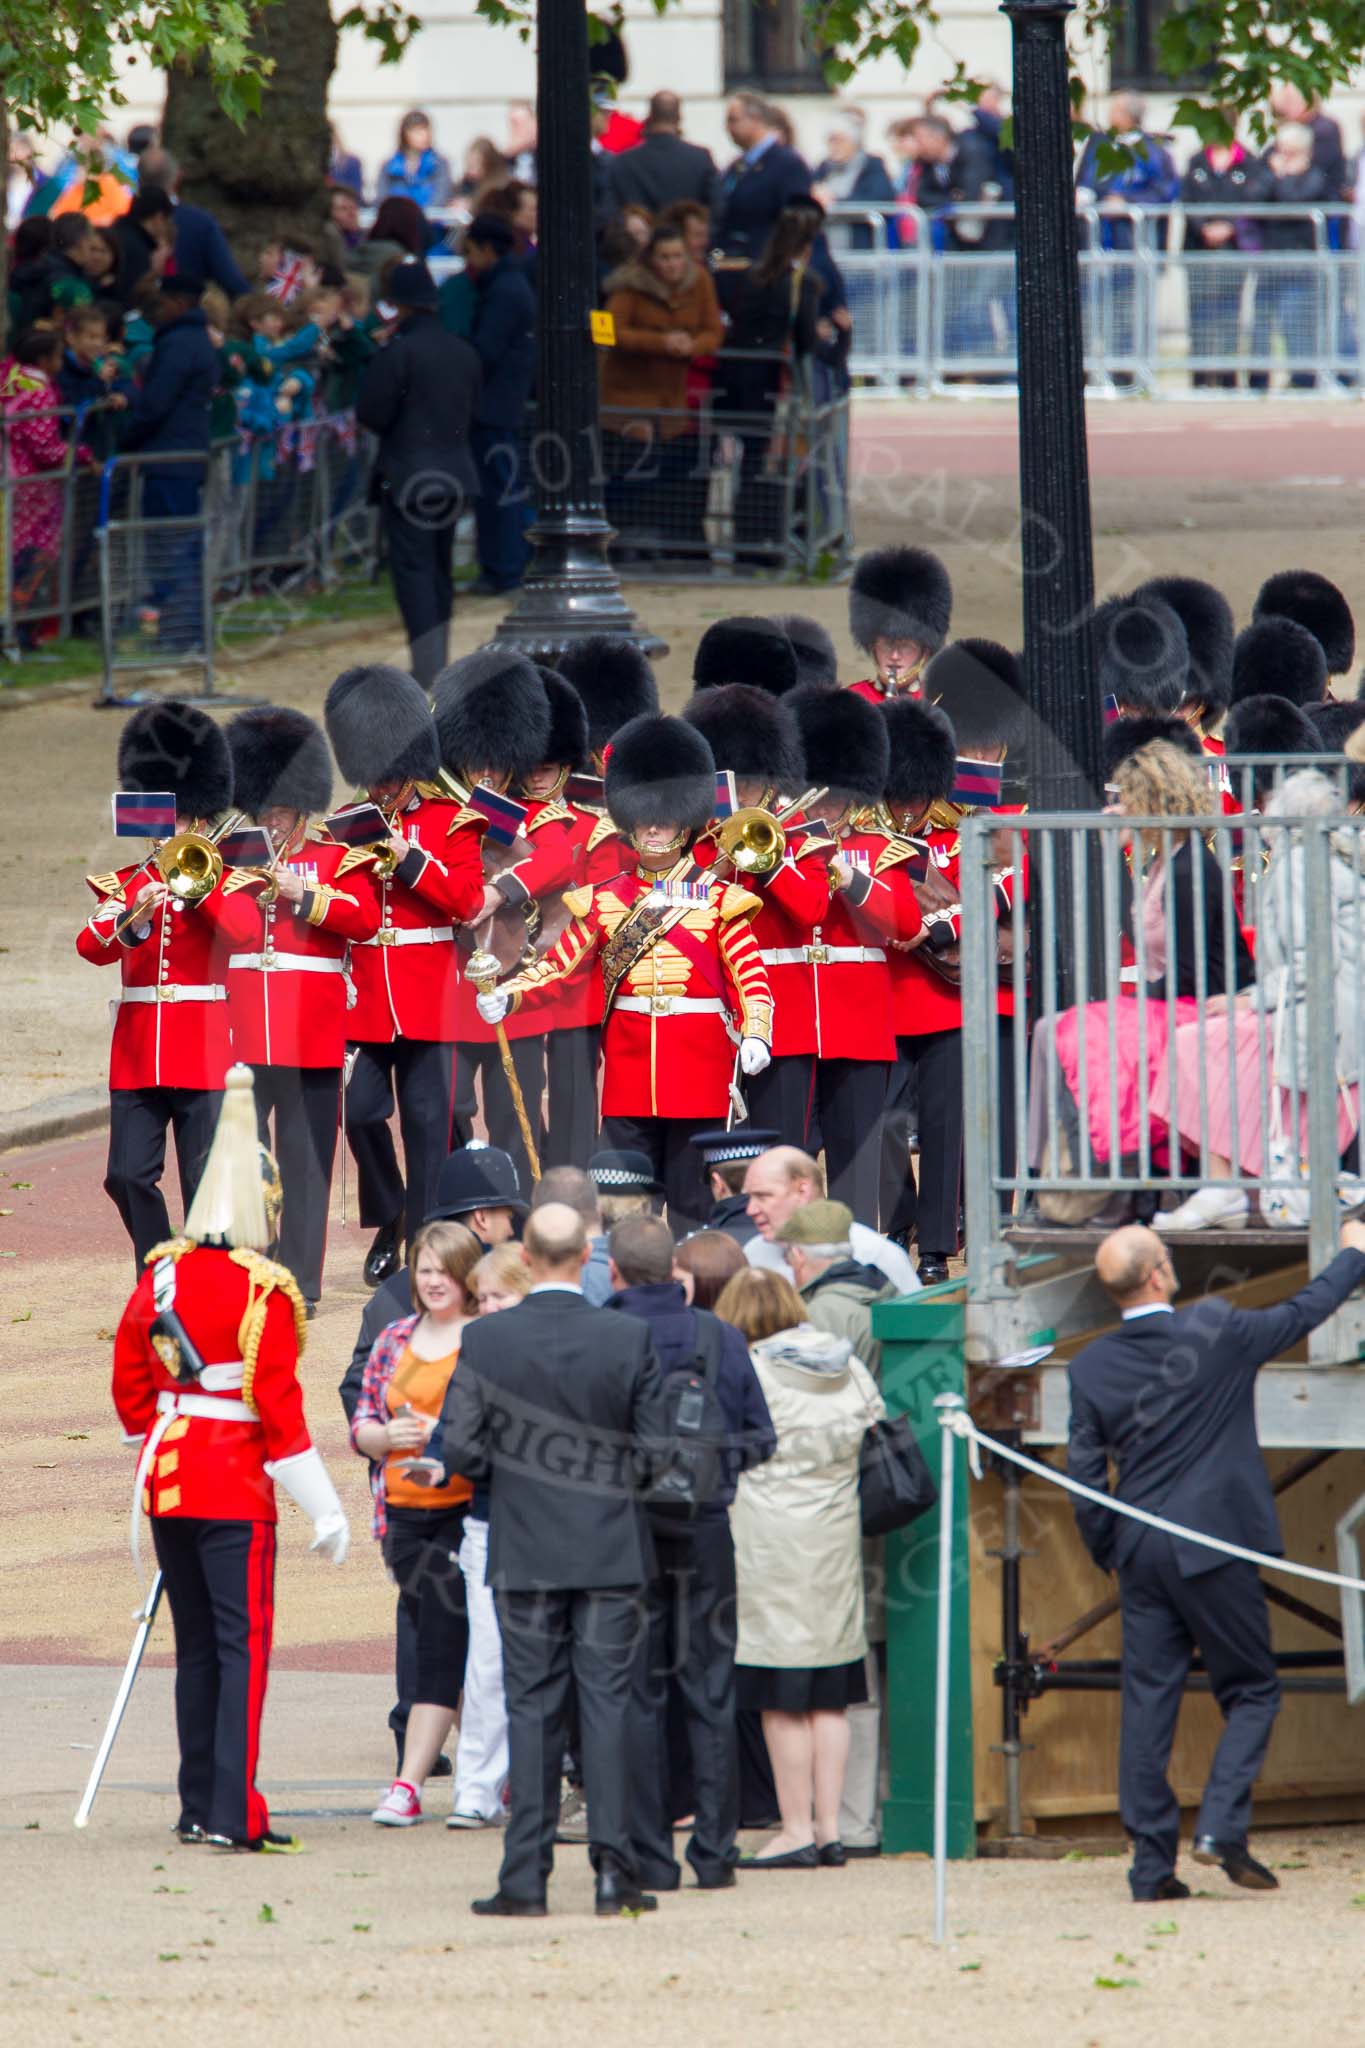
[1002,0,1105,1008]
[493,0,664,661]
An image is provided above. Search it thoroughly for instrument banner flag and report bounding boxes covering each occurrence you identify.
[325,801,390,847]
[113,791,177,838]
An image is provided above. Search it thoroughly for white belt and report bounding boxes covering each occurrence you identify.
[119,984,226,1005]
[129,1377,254,1585]
[228,952,344,974]
[613,994,727,1018]
[761,945,885,966]
[361,926,454,949]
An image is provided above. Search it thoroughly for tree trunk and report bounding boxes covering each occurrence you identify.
[162,0,338,271]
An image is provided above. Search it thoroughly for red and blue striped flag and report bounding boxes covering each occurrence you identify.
[112,791,177,838]
[714,770,738,819]
[469,784,528,846]
[950,757,1003,809]
[1102,693,1120,725]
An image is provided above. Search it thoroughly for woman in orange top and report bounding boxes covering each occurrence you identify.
[352,1219,481,1826]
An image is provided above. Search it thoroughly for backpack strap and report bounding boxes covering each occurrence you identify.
[691,1309,725,1386]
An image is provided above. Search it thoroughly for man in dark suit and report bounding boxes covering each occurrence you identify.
[609,92,719,221]
[714,91,811,259]
[136,146,250,299]
[355,259,481,687]
[1068,1221,1365,1902]
[462,215,536,596]
[433,1201,672,1918]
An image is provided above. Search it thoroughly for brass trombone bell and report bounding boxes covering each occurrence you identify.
[154,831,223,903]
[717,807,786,876]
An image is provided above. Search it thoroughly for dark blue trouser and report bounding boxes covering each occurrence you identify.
[143,470,205,642]
[1118,1529,1280,1894]
[471,422,531,589]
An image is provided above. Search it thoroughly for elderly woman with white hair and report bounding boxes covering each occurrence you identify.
[1150,766,1365,1229]
[812,110,895,248]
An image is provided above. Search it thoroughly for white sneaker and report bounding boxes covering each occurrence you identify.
[1154,1187,1248,1233]
[371,1780,423,1827]
[446,1808,505,1830]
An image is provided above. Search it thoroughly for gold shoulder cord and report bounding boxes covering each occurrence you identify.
[143,1236,195,1266]
[229,1248,309,1416]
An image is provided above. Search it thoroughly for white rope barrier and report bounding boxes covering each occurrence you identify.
[943,1408,1365,1595]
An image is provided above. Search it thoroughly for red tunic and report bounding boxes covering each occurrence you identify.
[890,827,963,1036]
[808,827,922,1062]
[847,675,925,704]
[454,795,586,1046]
[506,864,773,1118]
[346,793,485,1044]
[78,861,260,1091]
[724,834,832,1059]
[223,835,381,1068]
[112,1242,313,1522]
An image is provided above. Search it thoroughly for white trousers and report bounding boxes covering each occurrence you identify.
[453,1516,509,1818]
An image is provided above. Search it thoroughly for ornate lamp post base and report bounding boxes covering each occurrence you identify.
[492,513,666,661]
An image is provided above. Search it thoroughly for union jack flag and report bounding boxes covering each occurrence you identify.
[267,251,310,303]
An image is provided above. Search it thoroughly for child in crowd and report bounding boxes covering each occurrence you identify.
[0,326,93,643]
[229,292,318,432]
[120,275,160,378]
[56,305,130,458]
[322,271,380,409]
[444,1244,528,1830]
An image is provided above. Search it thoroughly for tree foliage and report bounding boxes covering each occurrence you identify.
[0,0,273,139]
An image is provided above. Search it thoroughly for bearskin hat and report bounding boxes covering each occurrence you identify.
[1306,698,1365,752]
[1092,595,1189,716]
[922,638,1026,754]
[226,706,334,820]
[1224,694,1321,801]
[848,545,953,656]
[693,616,799,698]
[771,612,839,690]
[1254,570,1356,676]
[882,697,957,806]
[682,685,806,794]
[324,663,438,791]
[117,700,233,818]
[553,636,659,755]
[533,667,590,773]
[786,684,890,803]
[431,647,552,784]
[1230,617,1328,710]
[1131,575,1235,718]
[605,714,717,837]
[1102,712,1203,778]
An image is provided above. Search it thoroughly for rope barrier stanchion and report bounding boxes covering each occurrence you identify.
[942,1409,1365,1596]
[932,1391,965,1945]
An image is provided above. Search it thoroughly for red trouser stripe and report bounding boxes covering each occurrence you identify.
[243,1521,276,1842]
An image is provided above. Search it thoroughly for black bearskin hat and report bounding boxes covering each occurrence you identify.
[605,714,716,837]
[923,638,1026,753]
[693,616,799,698]
[772,612,839,690]
[1230,617,1328,710]
[786,684,890,803]
[554,636,659,755]
[1093,595,1189,716]
[848,545,953,656]
[1132,575,1235,719]
[882,697,957,807]
[1102,712,1203,778]
[324,664,438,791]
[682,685,806,794]
[1306,698,1365,752]
[432,647,552,784]
[117,700,233,818]
[226,706,333,819]
[532,667,590,772]
[1224,694,1321,801]
[1254,570,1356,676]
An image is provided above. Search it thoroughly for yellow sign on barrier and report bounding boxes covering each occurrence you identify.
[589,309,616,346]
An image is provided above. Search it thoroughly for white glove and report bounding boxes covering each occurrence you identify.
[476,987,510,1025]
[740,1036,771,1077]
[266,1445,350,1566]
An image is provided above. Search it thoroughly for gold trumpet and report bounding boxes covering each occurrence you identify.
[717,807,786,876]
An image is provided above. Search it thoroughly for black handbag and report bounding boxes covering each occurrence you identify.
[858,1411,939,1537]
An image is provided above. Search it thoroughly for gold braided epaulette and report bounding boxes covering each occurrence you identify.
[86,871,126,902]
[561,884,594,919]
[143,1236,195,1266]
[717,882,762,921]
[526,798,573,830]
[586,815,618,853]
[874,836,923,876]
[335,845,379,877]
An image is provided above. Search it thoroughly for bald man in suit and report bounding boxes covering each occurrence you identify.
[1067,1221,1365,1901]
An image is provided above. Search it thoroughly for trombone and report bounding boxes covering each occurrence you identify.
[715,787,829,878]
[152,811,243,905]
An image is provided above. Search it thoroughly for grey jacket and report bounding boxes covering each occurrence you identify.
[1257,773,1365,1087]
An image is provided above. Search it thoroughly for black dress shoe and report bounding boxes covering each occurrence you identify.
[363,1218,403,1289]
[471,1891,548,1918]
[595,1860,658,1916]
[917,1256,950,1286]
[172,1819,208,1844]
[739,1844,819,1871]
[817,1841,847,1868]
[637,1866,682,1893]
[207,1829,298,1853]
[1192,1836,1278,1890]
[692,1866,737,1890]
[1131,1875,1191,1901]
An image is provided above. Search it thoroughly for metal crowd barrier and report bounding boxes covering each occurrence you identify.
[959,770,1365,1363]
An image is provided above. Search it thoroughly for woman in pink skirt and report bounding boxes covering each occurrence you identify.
[1151,767,1364,1229]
